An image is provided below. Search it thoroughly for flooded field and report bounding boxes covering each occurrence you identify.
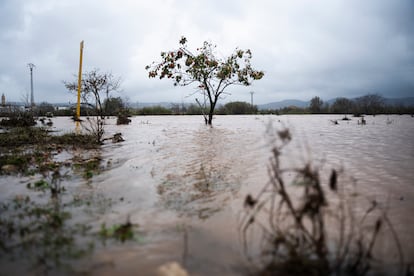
[1,114,414,275]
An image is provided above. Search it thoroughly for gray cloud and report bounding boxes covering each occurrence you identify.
[0,0,413,105]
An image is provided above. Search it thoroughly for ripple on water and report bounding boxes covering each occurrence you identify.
[2,115,413,275]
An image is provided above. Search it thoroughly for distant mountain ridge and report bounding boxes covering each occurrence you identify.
[257,97,414,110]
[382,97,414,107]
[258,99,309,110]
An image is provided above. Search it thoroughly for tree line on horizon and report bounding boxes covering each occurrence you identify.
[304,94,414,115]
[7,93,411,118]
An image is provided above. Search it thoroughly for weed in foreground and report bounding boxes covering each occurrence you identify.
[99,217,140,243]
[240,127,405,276]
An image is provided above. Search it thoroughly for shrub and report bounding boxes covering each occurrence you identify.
[0,111,36,127]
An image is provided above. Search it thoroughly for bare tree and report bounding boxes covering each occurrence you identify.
[354,94,385,115]
[64,69,121,144]
[309,96,324,113]
[330,97,355,114]
[63,69,121,118]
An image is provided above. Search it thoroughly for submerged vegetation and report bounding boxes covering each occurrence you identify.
[0,126,99,148]
[0,116,140,274]
[0,195,94,273]
[240,127,406,275]
[99,219,139,243]
[0,126,100,176]
[0,111,36,127]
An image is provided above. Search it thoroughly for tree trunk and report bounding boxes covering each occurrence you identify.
[207,112,213,125]
[207,99,216,125]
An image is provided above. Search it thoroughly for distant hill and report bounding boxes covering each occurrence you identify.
[258,99,309,110]
[383,97,414,107]
[130,102,176,108]
[325,97,414,107]
[258,97,414,110]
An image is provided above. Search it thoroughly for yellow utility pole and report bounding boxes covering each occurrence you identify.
[76,40,84,121]
[75,41,84,132]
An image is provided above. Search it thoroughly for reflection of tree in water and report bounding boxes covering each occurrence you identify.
[157,127,244,219]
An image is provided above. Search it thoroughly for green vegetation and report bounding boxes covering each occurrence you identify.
[0,111,36,127]
[0,127,48,147]
[134,105,172,115]
[29,179,50,190]
[0,196,93,270]
[0,127,98,149]
[99,219,139,243]
[0,127,101,176]
[103,96,124,116]
[0,189,94,274]
[54,132,102,148]
[73,157,101,179]
[216,101,257,115]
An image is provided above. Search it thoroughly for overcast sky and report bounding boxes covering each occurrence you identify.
[0,0,413,105]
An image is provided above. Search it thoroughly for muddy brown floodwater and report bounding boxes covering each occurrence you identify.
[1,114,414,275]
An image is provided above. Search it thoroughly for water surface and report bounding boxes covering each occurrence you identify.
[1,114,413,275]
